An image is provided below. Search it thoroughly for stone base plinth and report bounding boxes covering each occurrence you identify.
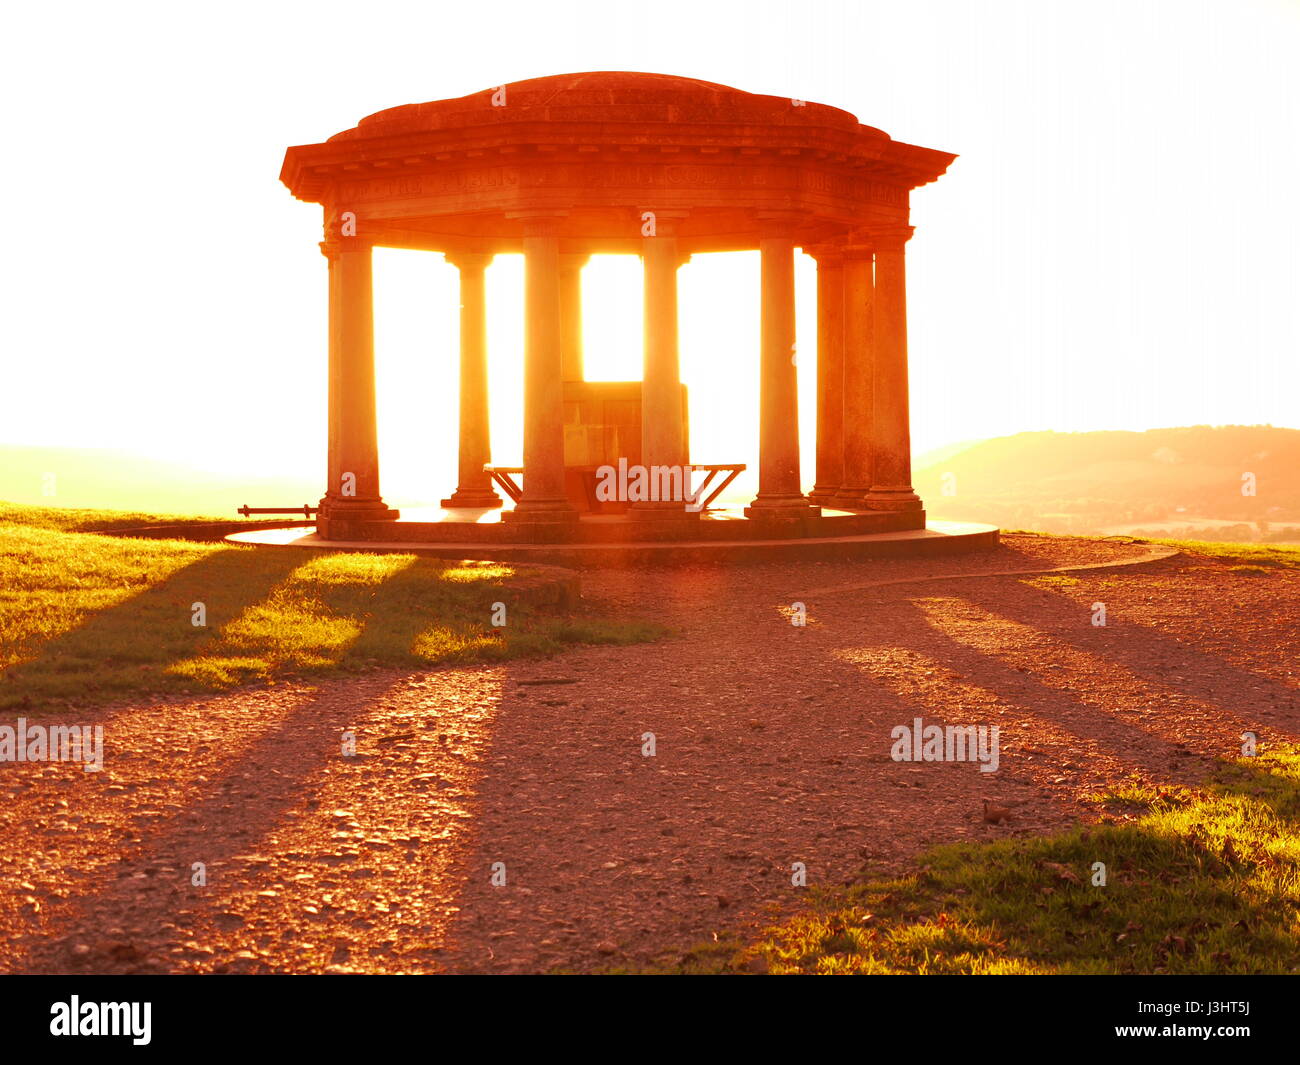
[864,488,924,512]
[627,502,703,523]
[440,490,504,509]
[230,516,994,568]
[743,498,821,521]
[317,499,400,522]
[501,500,580,525]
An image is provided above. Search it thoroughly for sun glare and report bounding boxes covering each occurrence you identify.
[371,248,822,507]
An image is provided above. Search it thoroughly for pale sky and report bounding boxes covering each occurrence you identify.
[3,0,1297,505]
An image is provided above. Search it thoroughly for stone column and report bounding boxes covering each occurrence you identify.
[631,212,692,519]
[509,213,577,523]
[808,245,846,506]
[441,251,501,509]
[835,240,876,509]
[559,253,589,381]
[318,224,398,525]
[745,221,815,519]
[866,226,923,512]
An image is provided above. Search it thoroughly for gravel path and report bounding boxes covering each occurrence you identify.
[2,534,1296,974]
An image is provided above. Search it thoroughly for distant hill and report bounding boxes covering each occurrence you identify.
[915,426,1300,541]
[5,428,1298,543]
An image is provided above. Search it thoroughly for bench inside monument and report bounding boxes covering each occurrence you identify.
[488,379,695,514]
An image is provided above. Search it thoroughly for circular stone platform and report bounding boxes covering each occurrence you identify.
[226,519,998,568]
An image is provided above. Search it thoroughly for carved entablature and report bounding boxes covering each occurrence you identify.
[336,160,907,210]
[286,72,953,249]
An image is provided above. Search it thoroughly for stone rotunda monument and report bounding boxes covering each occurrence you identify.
[271,71,997,563]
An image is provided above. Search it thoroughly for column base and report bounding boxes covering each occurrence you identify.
[864,487,923,512]
[316,497,400,541]
[830,488,870,510]
[440,488,503,509]
[317,497,401,522]
[744,497,821,521]
[808,484,844,507]
[501,499,580,524]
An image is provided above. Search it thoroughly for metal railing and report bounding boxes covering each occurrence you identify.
[237,504,318,518]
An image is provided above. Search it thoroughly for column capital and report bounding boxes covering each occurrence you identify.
[840,242,875,261]
[805,241,847,265]
[841,227,877,259]
[443,250,494,272]
[640,213,689,267]
[508,211,568,238]
[640,236,691,269]
[638,208,689,238]
[755,211,801,240]
[322,208,373,249]
[868,225,915,251]
[319,237,371,261]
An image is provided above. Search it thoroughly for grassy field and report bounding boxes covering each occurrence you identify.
[658,539,1300,975]
[1146,537,1300,573]
[0,501,233,532]
[663,746,1300,975]
[0,504,663,709]
[1007,531,1300,581]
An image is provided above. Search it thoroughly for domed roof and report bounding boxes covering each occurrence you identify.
[330,70,877,142]
[280,71,956,227]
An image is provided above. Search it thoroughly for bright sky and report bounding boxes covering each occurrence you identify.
[3,0,1297,505]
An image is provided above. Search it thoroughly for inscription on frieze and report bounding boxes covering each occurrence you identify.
[339,168,521,201]
[523,163,770,190]
[800,172,907,206]
[434,168,520,193]
[340,162,906,207]
[338,176,425,200]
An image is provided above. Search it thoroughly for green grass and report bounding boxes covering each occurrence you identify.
[1010,533,1299,581]
[0,505,664,709]
[1021,574,1083,590]
[1006,529,1300,568]
[1017,537,1300,596]
[0,502,232,533]
[664,747,1300,974]
[1146,538,1300,571]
